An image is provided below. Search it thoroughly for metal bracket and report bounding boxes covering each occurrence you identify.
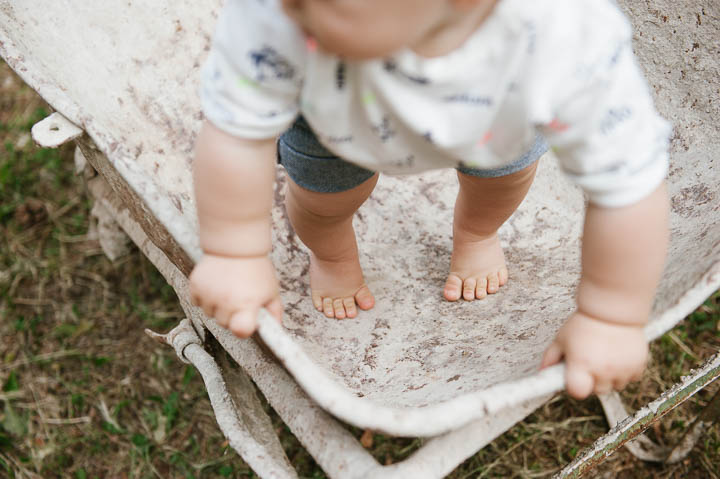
[31,112,83,148]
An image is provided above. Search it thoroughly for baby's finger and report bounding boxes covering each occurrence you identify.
[191,291,202,307]
[630,369,644,383]
[612,376,631,392]
[200,302,218,322]
[229,308,259,338]
[266,297,283,324]
[565,365,594,399]
[539,341,563,369]
[594,378,613,396]
[213,306,232,328]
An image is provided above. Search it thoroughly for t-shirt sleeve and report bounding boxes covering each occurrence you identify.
[527,1,671,208]
[200,0,305,139]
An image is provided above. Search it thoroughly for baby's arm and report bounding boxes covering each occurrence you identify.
[189,120,282,337]
[542,182,669,398]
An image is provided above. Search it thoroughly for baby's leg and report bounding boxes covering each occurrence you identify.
[285,173,379,319]
[444,162,537,301]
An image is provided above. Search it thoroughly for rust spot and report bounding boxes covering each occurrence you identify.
[171,194,183,213]
[671,185,715,218]
[446,374,461,383]
[363,346,378,369]
[404,383,428,392]
[515,331,532,341]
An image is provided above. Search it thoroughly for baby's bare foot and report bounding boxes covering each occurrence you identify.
[444,232,508,301]
[310,253,375,319]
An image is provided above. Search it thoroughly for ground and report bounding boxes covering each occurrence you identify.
[1,60,719,478]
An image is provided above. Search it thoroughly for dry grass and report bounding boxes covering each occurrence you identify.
[1,60,718,478]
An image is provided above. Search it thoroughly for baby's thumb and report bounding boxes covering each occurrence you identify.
[265,297,284,324]
[228,308,259,338]
[540,341,563,369]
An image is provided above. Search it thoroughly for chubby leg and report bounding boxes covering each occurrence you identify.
[444,162,538,301]
[285,173,379,319]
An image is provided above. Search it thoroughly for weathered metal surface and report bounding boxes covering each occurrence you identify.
[84,138,716,477]
[556,354,720,478]
[254,307,565,436]
[85,165,549,478]
[0,0,717,443]
[76,136,194,276]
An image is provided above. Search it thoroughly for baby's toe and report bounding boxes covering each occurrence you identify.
[312,294,323,312]
[322,297,335,318]
[462,277,477,301]
[444,274,463,301]
[499,267,509,286]
[355,285,375,310]
[486,273,500,294]
[343,297,358,318]
[333,298,346,319]
[475,277,488,299]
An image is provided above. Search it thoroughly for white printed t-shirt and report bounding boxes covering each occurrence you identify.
[201,0,671,207]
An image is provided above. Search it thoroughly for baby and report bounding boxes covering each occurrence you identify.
[189,0,670,399]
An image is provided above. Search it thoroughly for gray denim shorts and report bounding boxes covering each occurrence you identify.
[278,116,548,193]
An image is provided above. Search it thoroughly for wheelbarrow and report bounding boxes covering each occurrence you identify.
[1,0,718,476]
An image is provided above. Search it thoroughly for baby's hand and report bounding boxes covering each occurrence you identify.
[540,312,648,399]
[189,254,282,337]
